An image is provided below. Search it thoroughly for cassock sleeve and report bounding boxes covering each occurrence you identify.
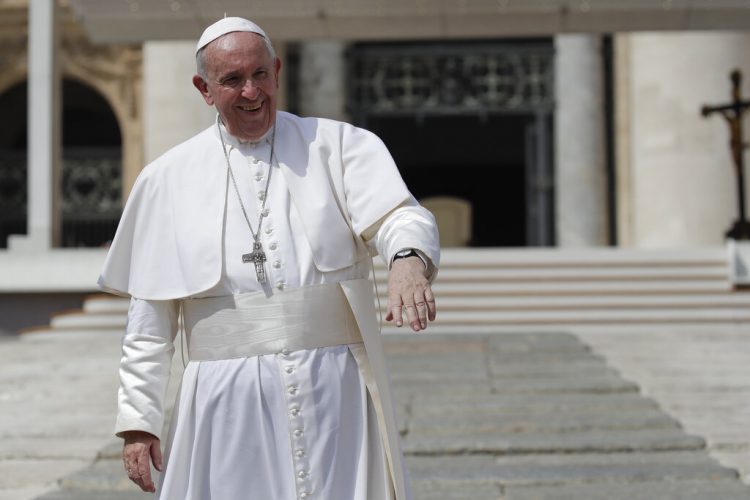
[366,196,441,283]
[115,297,180,440]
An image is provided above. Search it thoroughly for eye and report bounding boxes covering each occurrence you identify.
[221,76,240,86]
[254,70,268,81]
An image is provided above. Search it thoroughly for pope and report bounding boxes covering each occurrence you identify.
[99,16,439,500]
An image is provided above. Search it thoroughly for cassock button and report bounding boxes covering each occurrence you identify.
[287,385,298,395]
[297,470,309,479]
[269,242,278,250]
[299,492,311,499]
[276,282,285,291]
[257,191,265,200]
[285,365,295,374]
[295,449,306,458]
[290,406,300,417]
[261,208,270,217]
[293,429,304,438]
[252,158,259,164]
[255,174,264,182]
[265,227,273,234]
[280,348,290,356]
[273,260,281,269]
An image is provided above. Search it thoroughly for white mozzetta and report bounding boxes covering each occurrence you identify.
[99,111,439,300]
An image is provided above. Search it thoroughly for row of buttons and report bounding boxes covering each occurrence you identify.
[251,158,286,291]
[279,349,313,499]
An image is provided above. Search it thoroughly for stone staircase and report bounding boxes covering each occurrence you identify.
[37,247,750,335]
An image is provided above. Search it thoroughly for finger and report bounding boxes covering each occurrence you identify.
[387,294,404,327]
[137,449,155,492]
[151,441,163,472]
[425,288,437,321]
[126,462,146,491]
[402,302,421,332]
[389,305,404,327]
[414,292,428,329]
[414,302,427,330]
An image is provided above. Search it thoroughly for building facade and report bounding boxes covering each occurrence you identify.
[1,0,749,331]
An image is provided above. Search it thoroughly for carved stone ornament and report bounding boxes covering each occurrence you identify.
[62,36,142,120]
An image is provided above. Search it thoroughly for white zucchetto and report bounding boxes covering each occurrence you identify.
[196,17,269,54]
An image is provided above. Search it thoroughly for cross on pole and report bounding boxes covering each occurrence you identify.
[701,69,750,240]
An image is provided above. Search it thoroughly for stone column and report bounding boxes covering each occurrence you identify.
[142,41,216,164]
[554,34,608,246]
[298,41,348,121]
[11,0,61,251]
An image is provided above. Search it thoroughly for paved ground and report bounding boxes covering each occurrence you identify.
[0,330,748,499]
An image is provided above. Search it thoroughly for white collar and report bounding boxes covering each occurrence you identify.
[213,115,275,150]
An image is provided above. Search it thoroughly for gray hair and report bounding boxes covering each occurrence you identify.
[196,32,277,79]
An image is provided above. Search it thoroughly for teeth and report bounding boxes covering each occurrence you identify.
[241,104,261,111]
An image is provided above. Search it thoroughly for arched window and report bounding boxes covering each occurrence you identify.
[0,78,122,248]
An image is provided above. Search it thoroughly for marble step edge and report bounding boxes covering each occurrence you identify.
[382,247,728,266]
[82,280,741,314]
[83,291,750,314]
[372,267,729,282]
[45,307,750,332]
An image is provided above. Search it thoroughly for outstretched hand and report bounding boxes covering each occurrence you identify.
[122,430,162,493]
[386,256,436,331]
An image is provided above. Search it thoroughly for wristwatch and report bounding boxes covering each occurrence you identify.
[392,248,419,261]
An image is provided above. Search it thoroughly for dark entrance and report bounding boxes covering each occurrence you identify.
[0,79,122,248]
[365,114,528,247]
[347,41,555,247]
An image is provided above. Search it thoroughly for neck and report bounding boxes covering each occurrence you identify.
[217,118,275,148]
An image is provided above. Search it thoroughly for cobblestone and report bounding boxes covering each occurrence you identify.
[1,331,748,499]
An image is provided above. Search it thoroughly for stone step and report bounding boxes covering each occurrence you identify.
[406,411,679,435]
[406,452,737,486]
[406,394,661,417]
[382,247,727,267]
[49,313,126,330]
[83,296,128,314]
[391,308,750,325]
[429,294,750,310]
[373,265,728,282]
[402,428,706,455]
[81,292,750,316]
[503,479,750,500]
[422,280,733,295]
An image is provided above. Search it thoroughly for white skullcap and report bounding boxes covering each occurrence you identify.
[196,17,269,54]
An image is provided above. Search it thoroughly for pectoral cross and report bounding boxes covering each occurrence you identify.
[242,241,268,284]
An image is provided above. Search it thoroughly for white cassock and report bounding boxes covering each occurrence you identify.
[99,112,440,500]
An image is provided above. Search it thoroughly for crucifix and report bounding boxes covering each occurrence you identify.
[242,241,267,284]
[701,69,750,240]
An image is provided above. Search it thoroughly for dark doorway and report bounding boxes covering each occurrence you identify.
[346,39,555,247]
[0,81,29,248]
[0,79,122,248]
[366,114,528,247]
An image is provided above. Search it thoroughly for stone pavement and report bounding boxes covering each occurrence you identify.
[1,331,749,499]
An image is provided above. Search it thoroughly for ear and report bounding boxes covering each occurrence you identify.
[274,57,282,89]
[192,74,214,106]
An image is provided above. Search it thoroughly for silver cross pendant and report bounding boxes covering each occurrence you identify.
[242,241,267,284]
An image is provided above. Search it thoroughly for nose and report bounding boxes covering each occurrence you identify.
[241,79,261,100]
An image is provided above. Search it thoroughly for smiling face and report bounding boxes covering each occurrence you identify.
[192,32,281,142]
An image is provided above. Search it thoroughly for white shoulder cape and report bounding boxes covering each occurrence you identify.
[99,112,411,300]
